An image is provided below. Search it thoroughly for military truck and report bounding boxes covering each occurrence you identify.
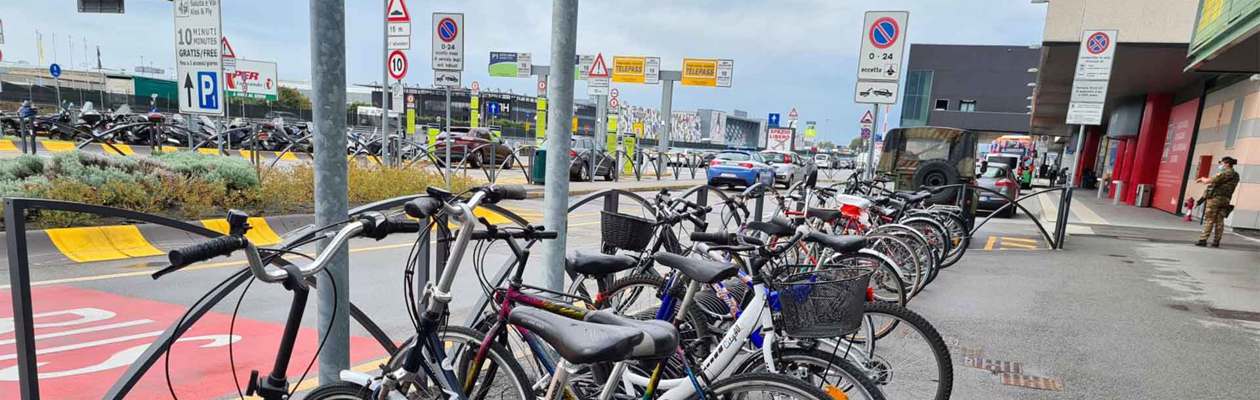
[876,127,980,219]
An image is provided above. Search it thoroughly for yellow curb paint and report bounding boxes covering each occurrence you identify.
[275,151,300,161]
[197,148,222,156]
[984,236,997,251]
[1001,237,1038,244]
[102,143,134,156]
[45,225,165,263]
[201,217,283,246]
[238,149,256,160]
[150,146,180,153]
[0,139,18,152]
[42,140,77,152]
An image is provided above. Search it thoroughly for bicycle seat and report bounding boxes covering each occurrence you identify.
[507,307,643,364]
[583,310,678,360]
[566,251,637,276]
[803,232,868,254]
[745,215,797,237]
[806,208,843,223]
[652,252,738,284]
[896,191,931,203]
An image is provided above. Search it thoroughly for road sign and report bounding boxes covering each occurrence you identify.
[471,80,480,94]
[489,52,532,77]
[226,59,279,101]
[392,81,405,111]
[488,101,501,115]
[434,70,461,87]
[609,97,620,108]
[386,0,410,22]
[768,127,793,151]
[788,108,799,120]
[387,50,408,80]
[388,23,411,36]
[432,13,464,71]
[855,11,909,105]
[861,127,872,139]
[174,0,224,115]
[1067,29,1118,125]
[681,58,734,87]
[588,53,610,96]
[49,63,61,78]
[610,88,619,98]
[768,113,780,127]
[221,37,237,73]
[388,36,411,50]
[859,110,875,124]
[612,56,661,84]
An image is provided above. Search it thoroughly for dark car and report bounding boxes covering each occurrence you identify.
[976,162,1020,218]
[431,127,516,168]
[569,136,616,181]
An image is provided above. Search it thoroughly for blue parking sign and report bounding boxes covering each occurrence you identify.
[197,71,219,110]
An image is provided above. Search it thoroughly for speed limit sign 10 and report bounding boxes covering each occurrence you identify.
[388,50,408,80]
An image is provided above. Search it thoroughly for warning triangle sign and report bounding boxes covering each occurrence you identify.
[221,37,237,59]
[859,110,874,124]
[386,0,410,22]
[588,53,610,78]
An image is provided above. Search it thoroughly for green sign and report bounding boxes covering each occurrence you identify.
[489,52,532,78]
[226,92,278,102]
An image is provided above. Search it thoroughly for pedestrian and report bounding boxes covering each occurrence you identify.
[1195,156,1240,247]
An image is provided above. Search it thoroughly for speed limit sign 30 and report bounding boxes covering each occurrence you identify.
[388,50,408,80]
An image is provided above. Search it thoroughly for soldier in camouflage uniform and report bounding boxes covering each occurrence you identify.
[1196,156,1240,247]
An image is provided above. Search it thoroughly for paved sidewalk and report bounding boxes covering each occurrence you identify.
[1035,188,1260,249]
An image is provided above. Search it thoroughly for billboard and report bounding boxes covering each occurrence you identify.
[225,59,278,101]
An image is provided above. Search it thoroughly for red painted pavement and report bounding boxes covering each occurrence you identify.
[1,285,383,399]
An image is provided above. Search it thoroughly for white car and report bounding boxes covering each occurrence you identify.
[814,154,832,169]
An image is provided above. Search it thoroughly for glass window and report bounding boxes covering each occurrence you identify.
[934,99,949,110]
[976,165,1008,179]
[901,70,934,127]
[959,100,976,112]
[716,152,751,161]
[905,137,951,160]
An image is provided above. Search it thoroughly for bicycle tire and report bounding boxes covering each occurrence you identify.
[867,234,925,298]
[384,325,534,400]
[733,347,888,400]
[695,371,883,400]
[821,252,906,307]
[911,209,969,269]
[597,273,717,353]
[869,224,938,289]
[847,301,953,400]
[900,217,951,265]
[304,382,373,399]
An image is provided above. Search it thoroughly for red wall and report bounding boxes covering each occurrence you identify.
[1125,94,1173,205]
[1152,98,1199,213]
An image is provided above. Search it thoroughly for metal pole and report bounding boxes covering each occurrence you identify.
[866,105,878,179]
[444,86,452,189]
[592,94,605,181]
[379,0,391,166]
[541,0,578,291]
[658,78,674,177]
[1067,125,1086,187]
[55,78,62,109]
[309,0,350,385]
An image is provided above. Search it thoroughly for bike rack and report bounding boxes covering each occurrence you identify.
[2,195,532,400]
[925,183,1073,250]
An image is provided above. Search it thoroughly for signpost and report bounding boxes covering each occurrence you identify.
[680,58,733,87]
[1066,29,1118,187]
[768,113,780,128]
[174,0,224,115]
[612,56,660,84]
[859,110,874,140]
[768,127,793,151]
[49,63,62,108]
[433,12,464,187]
[854,10,909,177]
[587,53,610,96]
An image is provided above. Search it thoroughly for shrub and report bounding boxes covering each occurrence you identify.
[155,151,259,190]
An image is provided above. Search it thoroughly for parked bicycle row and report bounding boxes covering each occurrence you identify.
[144,165,967,399]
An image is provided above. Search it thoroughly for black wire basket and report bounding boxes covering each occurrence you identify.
[773,266,872,338]
[601,211,656,252]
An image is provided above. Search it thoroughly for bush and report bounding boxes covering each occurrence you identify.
[155,151,260,190]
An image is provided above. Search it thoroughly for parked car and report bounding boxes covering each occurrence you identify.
[569,136,616,181]
[763,150,817,189]
[707,150,774,189]
[976,162,1020,218]
[431,127,515,168]
[813,153,832,169]
[835,156,856,169]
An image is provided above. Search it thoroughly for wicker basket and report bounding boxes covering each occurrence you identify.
[773,267,872,338]
[600,211,656,252]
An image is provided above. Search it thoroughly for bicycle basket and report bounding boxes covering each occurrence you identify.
[601,211,656,252]
[772,267,872,338]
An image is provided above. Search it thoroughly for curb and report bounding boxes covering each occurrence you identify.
[0,138,320,161]
[524,181,703,199]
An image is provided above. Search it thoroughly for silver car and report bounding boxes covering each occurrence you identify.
[761,151,817,188]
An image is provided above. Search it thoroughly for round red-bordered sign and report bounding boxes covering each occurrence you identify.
[387,50,408,80]
[437,17,458,43]
[1086,32,1110,55]
[869,17,900,50]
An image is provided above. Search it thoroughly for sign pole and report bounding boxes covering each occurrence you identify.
[592,93,605,181]
[380,0,391,167]
[444,85,452,189]
[867,105,878,179]
[541,0,578,292]
[54,77,61,110]
[1068,124,1086,187]
[658,76,675,177]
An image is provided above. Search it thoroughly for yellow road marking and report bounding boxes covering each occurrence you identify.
[151,146,181,153]
[102,143,134,156]
[42,140,77,152]
[197,148,223,156]
[1001,237,1038,244]
[45,225,165,262]
[201,217,283,246]
[0,139,19,152]
[984,236,996,251]
[238,149,257,160]
[275,151,300,161]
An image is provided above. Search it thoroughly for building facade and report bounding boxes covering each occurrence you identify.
[901,44,1040,138]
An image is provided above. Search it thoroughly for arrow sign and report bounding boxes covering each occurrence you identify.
[183,74,195,108]
[386,0,410,22]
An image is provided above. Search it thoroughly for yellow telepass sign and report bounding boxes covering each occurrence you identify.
[613,56,646,83]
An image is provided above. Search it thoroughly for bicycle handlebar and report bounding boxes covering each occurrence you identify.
[154,236,247,278]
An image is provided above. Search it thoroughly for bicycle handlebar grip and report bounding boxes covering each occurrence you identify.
[495,185,528,200]
[690,232,736,245]
[405,197,444,219]
[386,215,421,234]
[168,235,246,267]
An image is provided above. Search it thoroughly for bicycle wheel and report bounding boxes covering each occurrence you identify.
[911,209,969,269]
[304,382,373,399]
[900,217,951,265]
[597,274,716,357]
[693,371,880,400]
[869,224,937,289]
[846,301,953,400]
[867,234,925,298]
[384,325,534,400]
[820,252,906,307]
[734,347,887,400]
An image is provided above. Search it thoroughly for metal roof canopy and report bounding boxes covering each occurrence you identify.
[1030,42,1205,136]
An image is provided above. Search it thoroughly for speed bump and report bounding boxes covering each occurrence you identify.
[45,225,165,262]
[201,217,283,246]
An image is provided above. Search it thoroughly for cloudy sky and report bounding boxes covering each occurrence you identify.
[2,0,1046,144]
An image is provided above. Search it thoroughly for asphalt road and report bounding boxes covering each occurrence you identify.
[3,176,1259,399]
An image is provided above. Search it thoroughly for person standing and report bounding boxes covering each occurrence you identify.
[1196,156,1240,247]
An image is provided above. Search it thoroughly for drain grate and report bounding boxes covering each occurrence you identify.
[1000,373,1065,391]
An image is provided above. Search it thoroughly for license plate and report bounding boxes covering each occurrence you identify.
[721,173,737,178]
